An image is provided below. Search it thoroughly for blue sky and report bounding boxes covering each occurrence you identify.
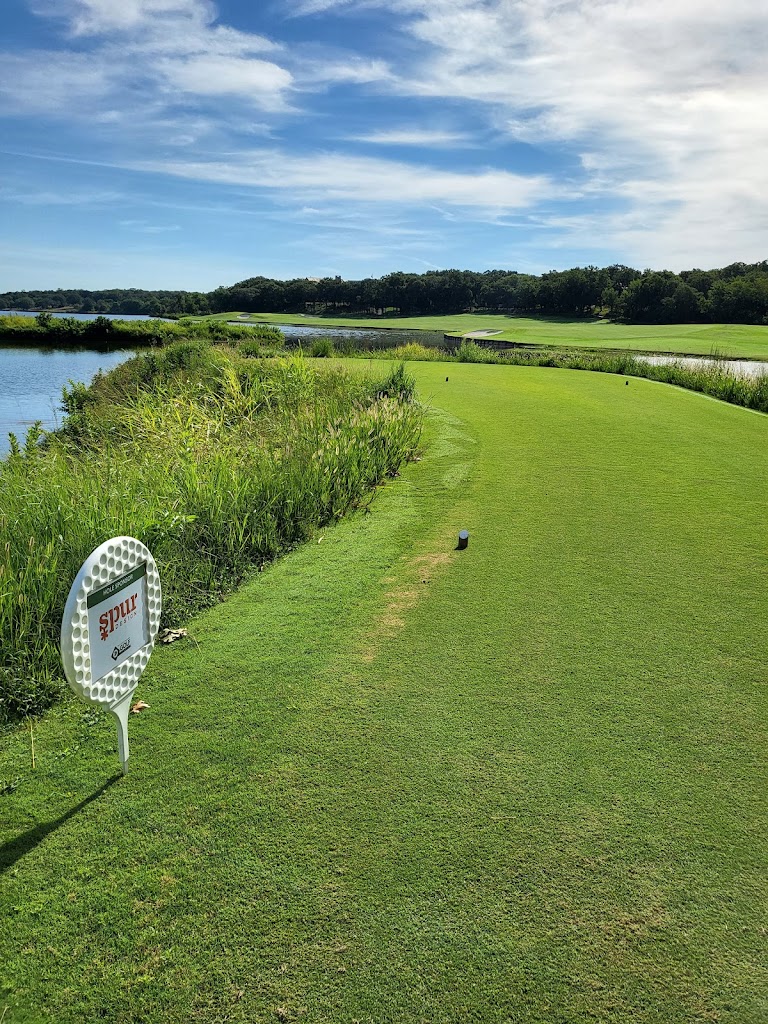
[1,0,766,290]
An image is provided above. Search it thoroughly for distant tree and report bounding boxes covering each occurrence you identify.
[707,274,768,324]
[616,272,679,322]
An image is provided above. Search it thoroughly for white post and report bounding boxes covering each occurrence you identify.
[110,694,133,775]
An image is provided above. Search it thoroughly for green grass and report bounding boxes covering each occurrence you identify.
[199,311,768,360]
[1,362,767,1022]
[0,345,420,720]
[448,342,768,413]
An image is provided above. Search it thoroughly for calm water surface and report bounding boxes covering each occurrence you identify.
[0,312,164,455]
[0,347,134,456]
[0,310,168,321]
[236,321,448,348]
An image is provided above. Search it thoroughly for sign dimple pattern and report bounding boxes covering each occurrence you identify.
[61,536,161,773]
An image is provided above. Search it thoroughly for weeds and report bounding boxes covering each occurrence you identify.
[0,314,284,350]
[0,346,421,721]
[386,343,445,362]
[308,337,335,358]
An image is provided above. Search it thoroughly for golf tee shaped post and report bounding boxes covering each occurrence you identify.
[111,694,133,775]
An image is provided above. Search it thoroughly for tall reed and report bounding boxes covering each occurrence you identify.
[0,346,420,721]
[0,314,283,349]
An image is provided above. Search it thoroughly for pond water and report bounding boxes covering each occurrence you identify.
[237,321,448,349]
[0,347,134,456]
[0,310,168,321]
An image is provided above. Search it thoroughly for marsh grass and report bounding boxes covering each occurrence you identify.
[0,346,421,721]
[387,342,444,361]
[307,336,335,358]
[0,314,284,349]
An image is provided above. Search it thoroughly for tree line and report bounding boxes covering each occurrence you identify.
[2,261,767,324]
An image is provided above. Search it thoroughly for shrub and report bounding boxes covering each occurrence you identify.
[456,340,501,363]
[388,343,445,362]
[309,336,335,358]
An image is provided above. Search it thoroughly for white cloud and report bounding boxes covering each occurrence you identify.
[133,149,551,211]
[33,0,215,35]
[295,58,393,87]
[288,0,768,267]
[352,129,473,147]
[158,56,292,108]
[0,187,125,206]
[0,52,116,113]
[119,219,181,233]
[14,0,292,118]
[8,0,768,273]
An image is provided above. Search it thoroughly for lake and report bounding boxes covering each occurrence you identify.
[0,346,134,456]
[0,310,168,321]
[238,322,449,349]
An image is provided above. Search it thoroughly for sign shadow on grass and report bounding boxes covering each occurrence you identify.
[0,774,121,874]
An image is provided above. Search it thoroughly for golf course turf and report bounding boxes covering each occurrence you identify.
[198,313,768,362]
[1,361,767,1023]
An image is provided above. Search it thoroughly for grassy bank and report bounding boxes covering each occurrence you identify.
[0,345,421,721]
[457,341,768,413]
[306,338,768,415]
[1,361,766,1022]
[199,311,768,360]
[0,315,283,349]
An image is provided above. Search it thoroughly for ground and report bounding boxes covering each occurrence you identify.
[1,361,767,1023]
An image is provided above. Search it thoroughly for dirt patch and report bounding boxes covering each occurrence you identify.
[359,549,454,662]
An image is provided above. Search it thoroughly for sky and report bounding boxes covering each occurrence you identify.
[1,0,766,291]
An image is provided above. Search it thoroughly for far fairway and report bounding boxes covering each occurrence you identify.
[1,362,766,1023]
[199,311,768,361]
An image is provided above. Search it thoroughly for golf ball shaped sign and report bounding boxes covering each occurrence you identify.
[61,536,161,774]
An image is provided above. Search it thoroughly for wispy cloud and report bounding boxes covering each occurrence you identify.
[119,219,182,233]
[0,186,125,206]
[351,129,473,147]
[3,0,767,285]
[6,0,397,126]
[132,149,551,212]
[286,0,768,267]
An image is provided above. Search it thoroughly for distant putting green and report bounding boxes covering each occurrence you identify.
[198,311,768,360]
[1,363,767,1023]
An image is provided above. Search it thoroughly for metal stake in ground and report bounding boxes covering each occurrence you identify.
[60,536,162,775]
[457,530,469,550]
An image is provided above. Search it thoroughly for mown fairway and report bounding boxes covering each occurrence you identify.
[1,363,767,1023]
[203,312,768,361]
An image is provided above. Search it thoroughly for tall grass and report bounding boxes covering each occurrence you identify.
[387,342,445,362]
[0,314,284,349]
[0,346,421,721]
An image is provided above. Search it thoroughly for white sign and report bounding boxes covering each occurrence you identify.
[87,562,149,682]
[61,536,161,774]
